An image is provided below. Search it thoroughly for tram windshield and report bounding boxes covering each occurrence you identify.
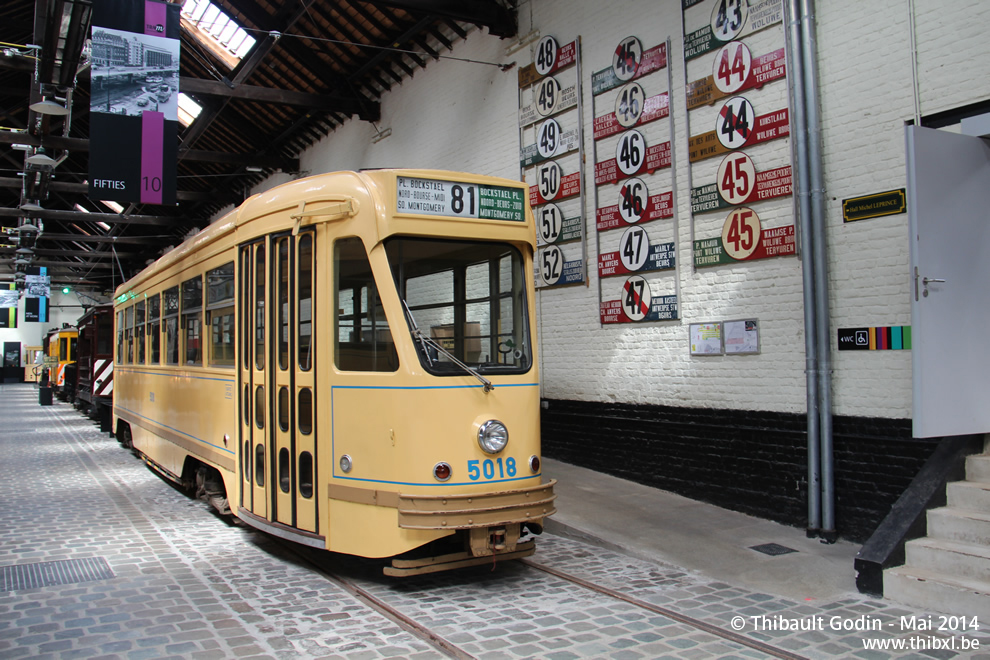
[385,237,531,376]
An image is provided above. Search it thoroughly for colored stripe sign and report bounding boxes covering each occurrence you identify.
[689,107,789,162]
[538,214,583,246]
[596,141,671,184]
[692,165,792,214]
[686,48,786,109]
[599,242,675,278]
[594,92,669,140]
[601,293,678,324]
[597,191,673,231]
[520,127,580,168]
[529,171,581,205]
[684,0,783,61]
[518,39,578,88]
[519,83,578,127]
[838,326,912,351]
[592,43,668,96]
[694,223,795,267]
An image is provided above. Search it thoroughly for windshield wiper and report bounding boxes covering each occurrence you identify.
[402,300,494,393]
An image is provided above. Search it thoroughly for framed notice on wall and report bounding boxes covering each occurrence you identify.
[723,318,760,354]
[690,322,722,355]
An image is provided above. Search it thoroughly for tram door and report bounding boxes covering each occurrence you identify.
[239,232,318,533]
[240,239,268,519]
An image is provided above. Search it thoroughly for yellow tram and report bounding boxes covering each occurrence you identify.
[112,169,556,575]
[45,326,78,397]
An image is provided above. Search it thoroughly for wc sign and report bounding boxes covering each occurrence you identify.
[838,326,912,351]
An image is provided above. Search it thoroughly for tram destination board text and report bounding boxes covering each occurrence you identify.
[397,177,526,222]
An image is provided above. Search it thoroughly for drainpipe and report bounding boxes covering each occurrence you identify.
[785,0,820,537]
[799,0,837,542]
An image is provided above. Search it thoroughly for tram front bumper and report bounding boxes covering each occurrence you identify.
[395,479,557,533]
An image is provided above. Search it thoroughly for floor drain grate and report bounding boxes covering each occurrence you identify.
[749,543,798,556]
[0,557,115,592]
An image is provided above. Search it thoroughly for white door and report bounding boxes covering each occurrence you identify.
[906,126,990,438]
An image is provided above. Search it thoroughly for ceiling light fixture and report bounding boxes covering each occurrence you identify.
[19,200,43,212]
[26,148,57,167]
[30,97,69,116]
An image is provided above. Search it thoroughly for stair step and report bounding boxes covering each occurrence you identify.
[885,566,990,620]
[946,480,990,510]
[965,454,990,482]
[904,537,990,582]
[928,507,990,545]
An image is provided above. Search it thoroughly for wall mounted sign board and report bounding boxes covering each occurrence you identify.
[842,189,907,223]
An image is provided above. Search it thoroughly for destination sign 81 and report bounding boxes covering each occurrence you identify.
[396,177,525,222]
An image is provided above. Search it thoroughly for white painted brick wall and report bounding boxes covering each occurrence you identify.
[258,0,990,421]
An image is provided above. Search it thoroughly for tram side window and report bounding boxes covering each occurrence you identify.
[148,294,161,364]
[240,247,251,370]
[124,306,134,364]
[116,310,124,363]
[277,237,290,371]
[298,233,314,371]
[255,245,265,371]
[334,238,398,372]
[182,275,203,366]
[163,285,179,365]
[207,262,235,367]
[135,300,146,364]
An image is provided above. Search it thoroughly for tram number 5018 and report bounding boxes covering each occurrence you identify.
[468,457,517,481]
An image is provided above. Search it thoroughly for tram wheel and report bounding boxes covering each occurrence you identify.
[195,466,230,516]
[117,423,133,449]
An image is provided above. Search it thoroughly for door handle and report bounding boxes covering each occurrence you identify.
[921,276,945,298]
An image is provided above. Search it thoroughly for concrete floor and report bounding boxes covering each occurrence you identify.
[543,458,861,603]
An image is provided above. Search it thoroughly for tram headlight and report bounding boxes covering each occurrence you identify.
[339,454,353,473]
[477,420,509,454]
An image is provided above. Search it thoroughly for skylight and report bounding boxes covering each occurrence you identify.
[181,0,256,67]
[177,93,202,127]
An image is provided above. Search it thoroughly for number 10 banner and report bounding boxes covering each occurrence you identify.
[89,0,180,206]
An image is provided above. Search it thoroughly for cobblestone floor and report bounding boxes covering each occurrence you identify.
[1,383,988,659]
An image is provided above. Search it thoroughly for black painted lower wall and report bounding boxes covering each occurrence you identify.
[541,399,939,543]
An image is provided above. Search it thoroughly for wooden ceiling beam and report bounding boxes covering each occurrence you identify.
[0,207,197,226]
[367,1,516,38]
[0,132,297,170]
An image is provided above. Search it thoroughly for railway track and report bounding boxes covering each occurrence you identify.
[284,541,808,660]
[522,558,810,660]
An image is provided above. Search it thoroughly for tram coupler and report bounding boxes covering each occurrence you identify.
[469,523,521,557]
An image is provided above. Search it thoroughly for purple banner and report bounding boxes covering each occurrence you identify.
[89,0,179,206]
